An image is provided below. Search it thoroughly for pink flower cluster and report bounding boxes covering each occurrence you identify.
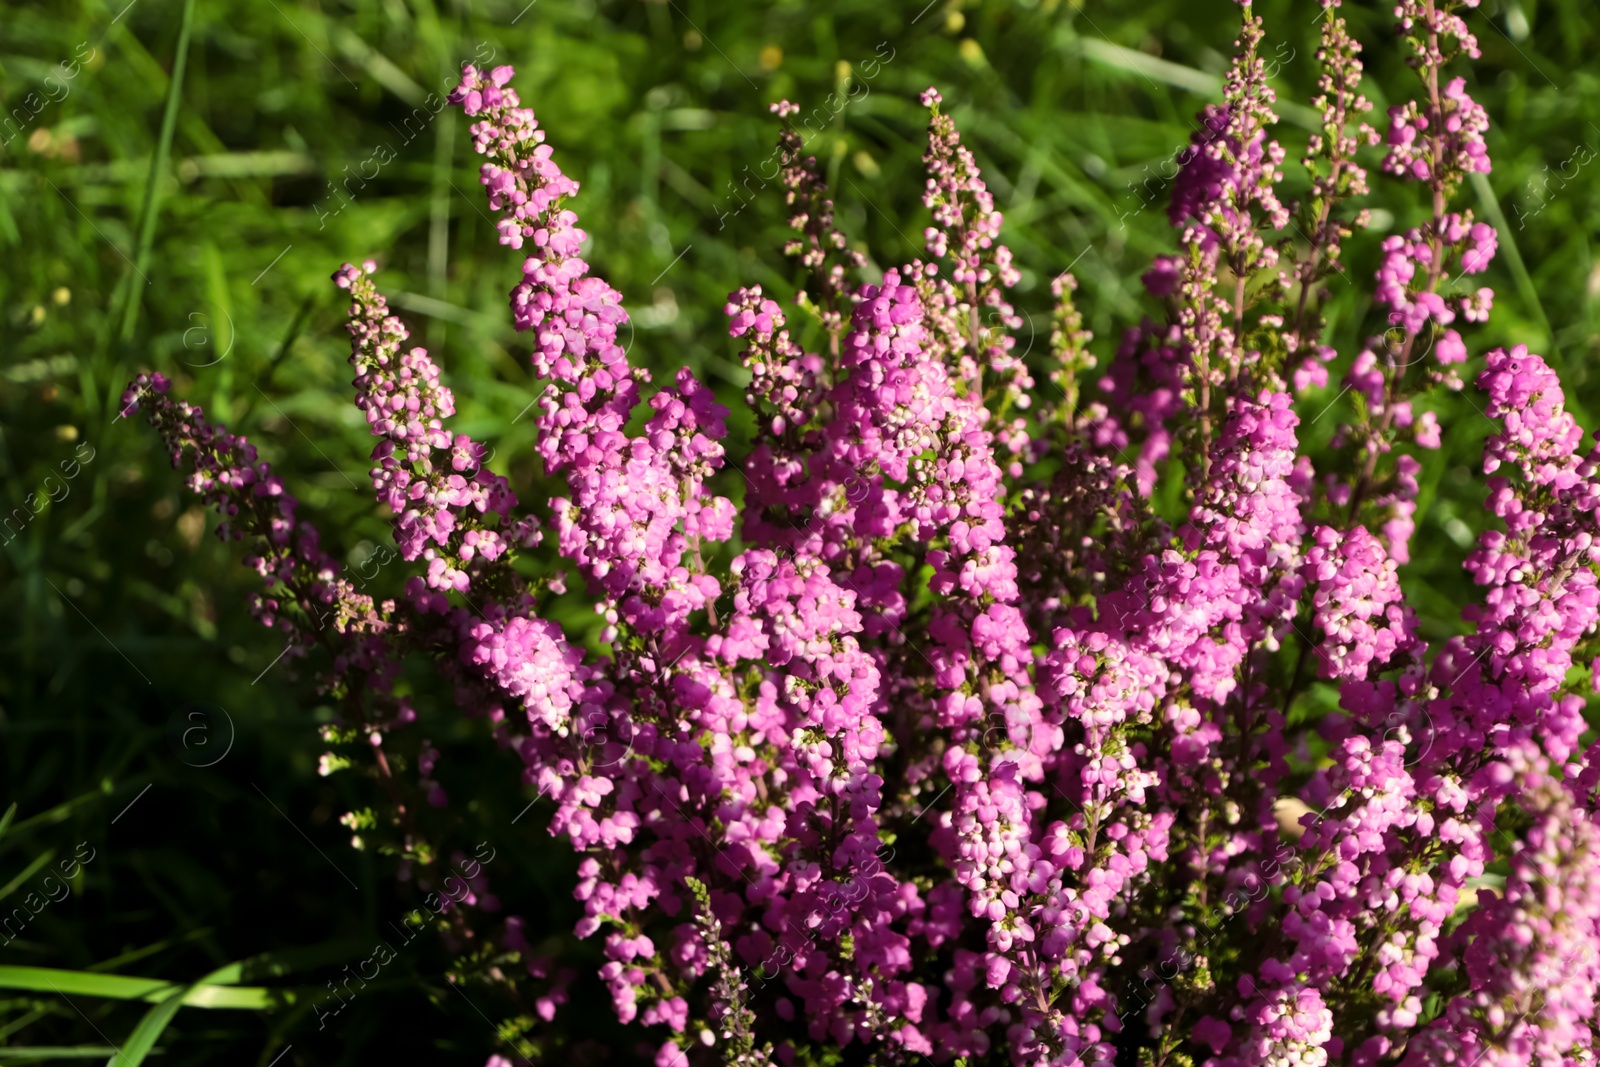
[123,4,1600,1065]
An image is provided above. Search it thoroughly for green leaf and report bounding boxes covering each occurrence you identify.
[204,938,369,985]
[117,0,199,342]
[86,929,216,974]
[0,790,103,850]
[0,849,54,903]
[108,983,188,1067]
[0,1049,124,1062]
[0,967,304,1010]
[1470,170,1557,361]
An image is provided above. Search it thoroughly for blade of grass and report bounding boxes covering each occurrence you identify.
[0,967,303,1010]
[203,939,368,985]
[102,957,266,1067]
[1076,38,1219,95]
[0,849,55,903]
[329,22,427,105]
[1074,38,1320,129]
[202,240,236,423]
[237,291,317,427]
[428,105,456,349]
[117,0,198,343]
[0,788,109,850]
[87,928,215,974]
[1470,169,1560,360]
[107,984,187,1067]
[388,290,517,336]
[49,152,317,186]
[0,1006,49,1043]
[0,1049,124,1061]
[416,0,456,350]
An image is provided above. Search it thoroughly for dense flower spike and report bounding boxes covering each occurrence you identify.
[1301,525,1418,681]
[117,372,515,977]
[915,88,1028,424]
[451,62,735,636]
[336,260,535,588]
[1285,0,1377,370]
[124,12,1600,1067]
[1404,745,1600,1067]
[120,372,390,653]
[769,99,866,342]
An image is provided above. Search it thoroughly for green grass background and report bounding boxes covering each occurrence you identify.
[1,0,1598,1062]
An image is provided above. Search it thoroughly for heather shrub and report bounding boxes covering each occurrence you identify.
[117,0,1600,1063]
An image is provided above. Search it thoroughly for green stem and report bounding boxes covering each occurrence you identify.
[118,0,198,343]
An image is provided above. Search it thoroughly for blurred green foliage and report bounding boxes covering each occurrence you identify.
[1,0,1598,1061]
